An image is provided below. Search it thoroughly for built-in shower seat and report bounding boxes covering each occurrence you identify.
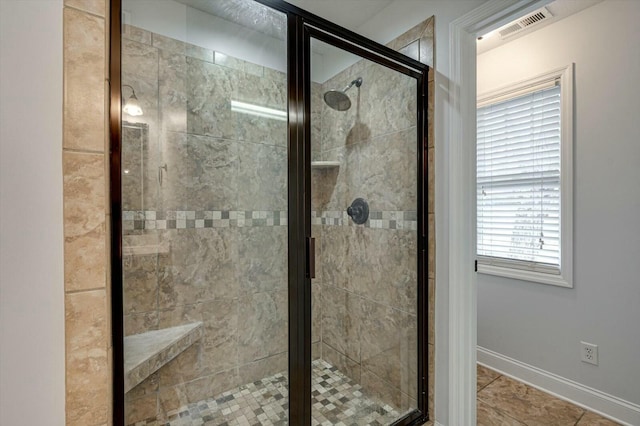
[124,322,203,393]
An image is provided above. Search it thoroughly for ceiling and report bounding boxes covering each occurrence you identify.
[285,0,395,32]
[166,0,607,55]
[477,0,603,54]
[162,0,604,66]
[177,0,398,42]
[176,0,287,39]
[175,0,400,80]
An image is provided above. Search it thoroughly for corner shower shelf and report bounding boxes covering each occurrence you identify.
[311,161,340,169]
[124,322,203,393]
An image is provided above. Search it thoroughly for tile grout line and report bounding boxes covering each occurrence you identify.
[504,408,529,426]
[63,4,106,20]
[321,341,360,366]
[574,410,586,425]
[476,372,506,416]
[484,399,530,426]
[319,281,418,317]
[65,286,107,295]
[477,370,596,426]
[476,389,529,426]
[63,147,105,155]
[476,371,502,393]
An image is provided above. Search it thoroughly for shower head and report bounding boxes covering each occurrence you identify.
[323,90,351,111]
[323,77,362,111]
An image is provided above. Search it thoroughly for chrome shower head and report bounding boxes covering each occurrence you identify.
[323,77,362,111]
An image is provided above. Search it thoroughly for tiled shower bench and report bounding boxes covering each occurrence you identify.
[124,322,203,393]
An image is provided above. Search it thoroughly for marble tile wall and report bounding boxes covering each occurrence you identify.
[62,1,111,425]
[120,26,291,424]
[312,16,435,416]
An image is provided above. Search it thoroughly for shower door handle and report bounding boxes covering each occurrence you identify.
[307,237,316,279]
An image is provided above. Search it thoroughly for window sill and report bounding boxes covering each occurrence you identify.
[477,263,572,288]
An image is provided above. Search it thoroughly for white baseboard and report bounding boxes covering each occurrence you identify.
[477,346,640,426]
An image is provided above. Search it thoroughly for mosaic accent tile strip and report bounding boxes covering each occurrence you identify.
[312,210,418,230]
[123,210,417,231]
[123,210,288,231]
[129,359,406,426]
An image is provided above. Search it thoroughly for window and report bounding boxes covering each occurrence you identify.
[476,64,573,287]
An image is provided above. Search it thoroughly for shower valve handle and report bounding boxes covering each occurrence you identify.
[347,198,369,225]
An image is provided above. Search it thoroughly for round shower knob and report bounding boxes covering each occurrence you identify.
[347,198,369,225]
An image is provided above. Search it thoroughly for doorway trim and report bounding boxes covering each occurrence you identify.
[445,1,552,424]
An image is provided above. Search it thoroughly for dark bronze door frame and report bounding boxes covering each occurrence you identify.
[109,1,429,424]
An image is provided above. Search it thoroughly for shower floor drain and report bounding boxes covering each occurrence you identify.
[130,359,408,426]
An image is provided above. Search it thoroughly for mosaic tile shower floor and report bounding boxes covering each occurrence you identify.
[132,359,408,426]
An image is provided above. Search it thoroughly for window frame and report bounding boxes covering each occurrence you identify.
[476,63,574,288]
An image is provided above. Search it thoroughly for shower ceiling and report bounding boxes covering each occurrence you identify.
[175,0,286,40]
[175,0,395,42]
[286,0,395,31]
[174,0,395,82]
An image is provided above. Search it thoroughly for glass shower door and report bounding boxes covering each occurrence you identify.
[309,35,422,424]
[120,1,289,424]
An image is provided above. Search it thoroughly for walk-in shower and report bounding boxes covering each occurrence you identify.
[112,1,430,425]
[324,77,363,111]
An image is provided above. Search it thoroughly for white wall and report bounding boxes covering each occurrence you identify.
[0,1,65,425]
[477,0,640,407]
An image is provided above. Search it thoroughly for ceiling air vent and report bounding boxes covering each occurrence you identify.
[498,7,553,40]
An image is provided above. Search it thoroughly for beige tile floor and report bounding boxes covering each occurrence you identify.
[477,365,621,426]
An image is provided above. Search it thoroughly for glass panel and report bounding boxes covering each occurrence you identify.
[120,1,288,424]
[311,38,419,424]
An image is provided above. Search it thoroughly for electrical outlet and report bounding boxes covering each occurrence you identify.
[581,341,598,365]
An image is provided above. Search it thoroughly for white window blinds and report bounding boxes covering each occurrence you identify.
[477,81,561,272]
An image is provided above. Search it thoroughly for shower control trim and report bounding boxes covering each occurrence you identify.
[347,198,369,225]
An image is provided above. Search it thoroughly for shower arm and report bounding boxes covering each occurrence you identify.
[342,77,363,93]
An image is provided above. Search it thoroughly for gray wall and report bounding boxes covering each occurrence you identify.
[477,0,640,406]
[0,1,65,425]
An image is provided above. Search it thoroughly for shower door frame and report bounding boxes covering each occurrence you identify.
[109,0,430,425]
[256,3,432,422]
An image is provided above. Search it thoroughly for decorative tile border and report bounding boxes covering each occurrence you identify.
[123,210,417,230]
[123,210,287,230]
[312,210,418,230]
